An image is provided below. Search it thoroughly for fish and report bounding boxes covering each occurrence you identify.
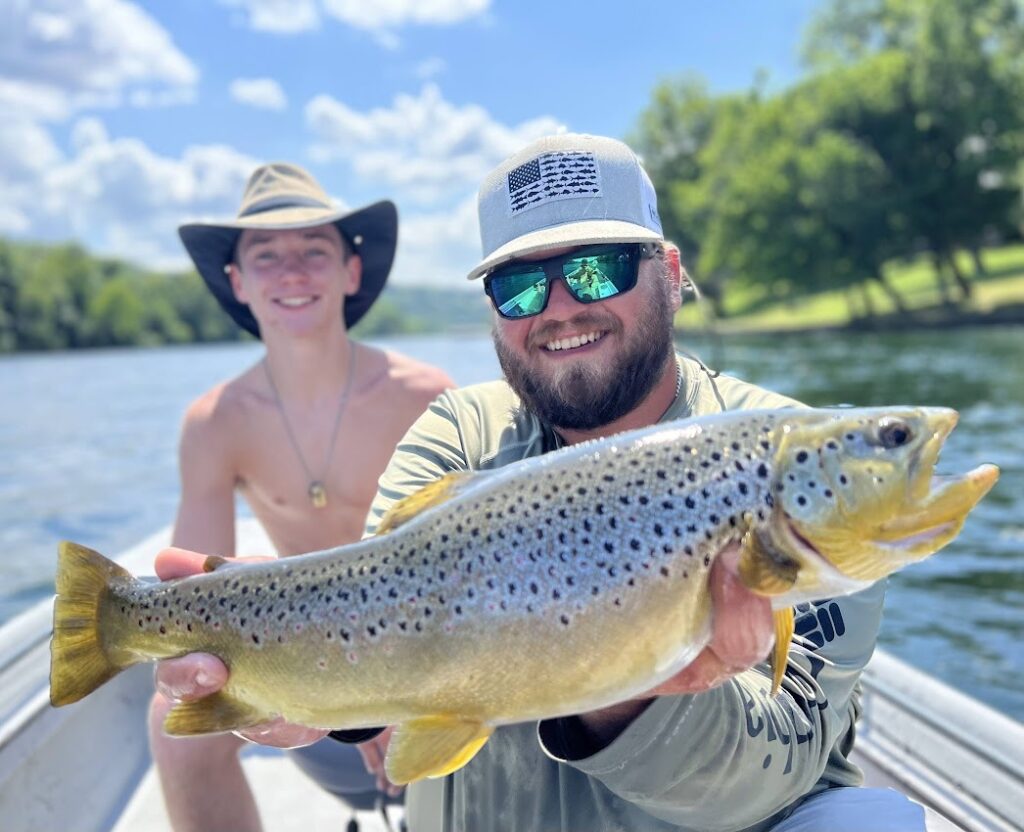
[50,406,998,785]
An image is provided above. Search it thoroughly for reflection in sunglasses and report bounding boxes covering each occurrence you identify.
[498,281,546,317]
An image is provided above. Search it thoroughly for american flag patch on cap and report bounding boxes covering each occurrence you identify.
[506,151,601,214]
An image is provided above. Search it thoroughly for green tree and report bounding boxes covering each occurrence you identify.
[805,0,1024,299]
[0,241,18,351]
[694,86,908,318]
[630,77,751,314]
[87,276,146,346]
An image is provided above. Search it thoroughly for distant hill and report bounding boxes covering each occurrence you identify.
[357,285,490,336]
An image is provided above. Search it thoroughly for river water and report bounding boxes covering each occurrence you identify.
[1,328,1020,719]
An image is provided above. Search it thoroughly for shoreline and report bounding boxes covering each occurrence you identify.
[684,301,1024,339]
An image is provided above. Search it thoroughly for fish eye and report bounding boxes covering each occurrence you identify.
[878,419,913,449]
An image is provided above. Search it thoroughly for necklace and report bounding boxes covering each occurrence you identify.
[263,344,358,509]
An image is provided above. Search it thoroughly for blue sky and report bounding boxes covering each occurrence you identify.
[1,0,819,287]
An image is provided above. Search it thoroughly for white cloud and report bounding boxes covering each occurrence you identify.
[2,118,260,269]
[218,0,320,33]
[305,84,563,203]
[217,0,488,36]
[415,57,447,80]
[0,0,198,111]
[322,0,488,29]
[391,194,484,288]
[229,77,289,111]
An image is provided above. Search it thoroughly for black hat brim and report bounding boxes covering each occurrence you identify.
[178,200,398,338]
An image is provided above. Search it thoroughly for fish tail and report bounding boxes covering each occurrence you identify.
[50,541,137,707]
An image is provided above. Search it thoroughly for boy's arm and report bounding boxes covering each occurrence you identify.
[170,395,238,556]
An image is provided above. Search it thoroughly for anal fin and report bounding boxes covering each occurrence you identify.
[385,716,493,785]
[770,608,794,696]
[163,691,273,736]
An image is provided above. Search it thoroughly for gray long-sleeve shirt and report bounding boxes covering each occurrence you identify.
[366,356,882,832]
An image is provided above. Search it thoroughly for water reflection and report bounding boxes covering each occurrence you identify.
[682,326,1024,719]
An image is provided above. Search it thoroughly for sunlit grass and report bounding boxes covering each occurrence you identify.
[676,244,1024,333]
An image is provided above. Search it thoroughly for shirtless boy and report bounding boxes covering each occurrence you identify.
[149,162,452,831]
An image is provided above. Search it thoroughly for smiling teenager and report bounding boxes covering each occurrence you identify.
[150,163,452,831]
[152,138,935,831]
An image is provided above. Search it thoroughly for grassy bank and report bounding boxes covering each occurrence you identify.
[677,244,1024,334]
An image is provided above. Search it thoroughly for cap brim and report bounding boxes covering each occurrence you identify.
[178,201,398,337]
[466,219,662,280]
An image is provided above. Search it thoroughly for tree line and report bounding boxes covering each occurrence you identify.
[631,0,1024,317]
[0,238,440,353]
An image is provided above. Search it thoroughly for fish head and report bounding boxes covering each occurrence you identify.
[746,407,999,596]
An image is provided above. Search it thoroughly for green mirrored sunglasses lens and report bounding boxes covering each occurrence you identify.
[489,267,548,318]
[563,249,635,301]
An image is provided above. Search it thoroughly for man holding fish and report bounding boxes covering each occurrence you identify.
[55,135,996,830]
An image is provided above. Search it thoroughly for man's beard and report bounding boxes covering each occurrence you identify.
[494,288,675,431]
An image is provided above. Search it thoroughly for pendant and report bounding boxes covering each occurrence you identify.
[308,481,328,509]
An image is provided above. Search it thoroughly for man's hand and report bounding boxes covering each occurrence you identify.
[575,543,773,748]
[646,543,774,696]
[355,727,403,798]
[152,547,329,749]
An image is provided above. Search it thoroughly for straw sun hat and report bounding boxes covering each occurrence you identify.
[179,163,397,337]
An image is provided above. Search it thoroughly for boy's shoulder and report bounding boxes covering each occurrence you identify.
[182,361,265,435]
[371,345,454,399]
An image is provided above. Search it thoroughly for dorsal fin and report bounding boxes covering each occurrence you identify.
[376,471,475,535]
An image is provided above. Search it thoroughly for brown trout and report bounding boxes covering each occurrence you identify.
[50,407,997,784]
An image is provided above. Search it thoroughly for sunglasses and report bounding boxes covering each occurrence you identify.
[483,243,655,320]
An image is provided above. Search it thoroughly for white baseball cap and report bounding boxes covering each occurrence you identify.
[467,133,664,280]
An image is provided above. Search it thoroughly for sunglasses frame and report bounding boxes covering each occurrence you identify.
[483,242,659,320]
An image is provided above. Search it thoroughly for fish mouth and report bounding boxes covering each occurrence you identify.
[783,515,823,560]
[876,465,999,544]
[878,407,998,540]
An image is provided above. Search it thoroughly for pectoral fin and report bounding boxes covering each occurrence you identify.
[770,608,794,696]
[163,691,273,736]
[376,472,475,535]
[385,716,493,785]
[739,522,800,596]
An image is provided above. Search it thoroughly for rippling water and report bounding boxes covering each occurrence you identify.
[1,327,1020,719]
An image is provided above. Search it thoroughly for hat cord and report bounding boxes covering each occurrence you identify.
[262,343,358,509]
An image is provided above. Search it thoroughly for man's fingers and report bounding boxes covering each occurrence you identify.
[357,728,402,797]
[706,544,774,669]
[154,547,214,580]
[155,653,229,701]
[154,547,274,581]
